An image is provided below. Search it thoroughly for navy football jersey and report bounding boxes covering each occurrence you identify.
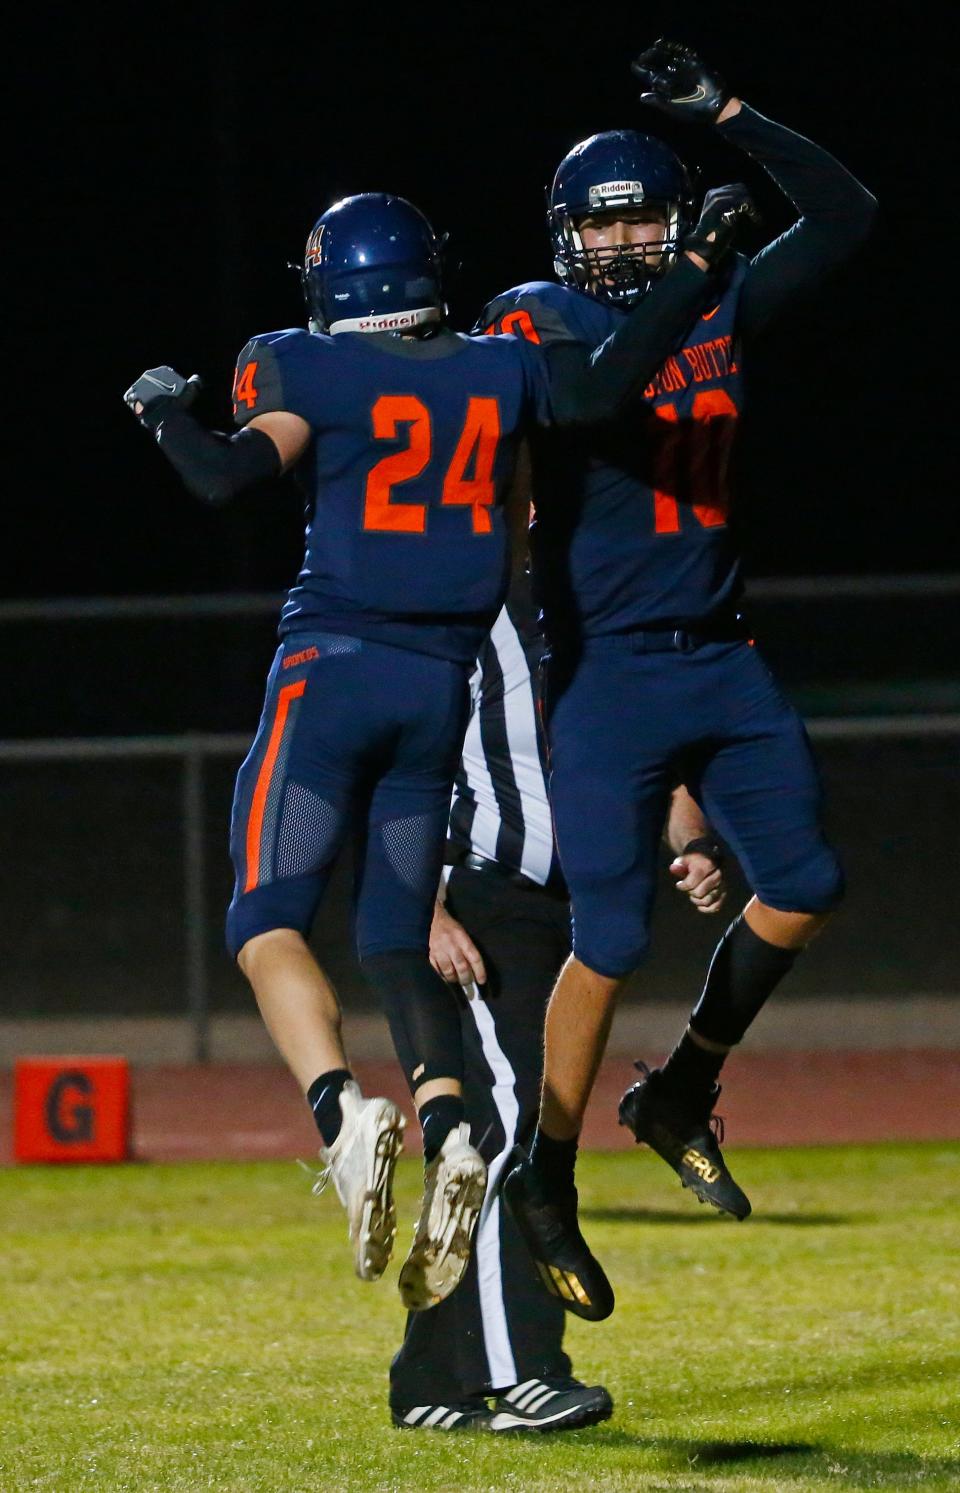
[232,326,551,662]
[481,262,747,643]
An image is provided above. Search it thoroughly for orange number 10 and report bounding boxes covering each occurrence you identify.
[652,388,738,534]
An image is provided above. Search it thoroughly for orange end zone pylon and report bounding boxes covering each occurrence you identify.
[13,1057,131,1163]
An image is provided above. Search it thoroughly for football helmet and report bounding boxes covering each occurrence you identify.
[548,130,694,306]
[302,193,445,335]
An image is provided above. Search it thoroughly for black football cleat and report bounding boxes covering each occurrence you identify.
[500,1150,614,1321]
[618,1062,751,1220]
[391,1395,491,1431]
[488,1375,613,1433]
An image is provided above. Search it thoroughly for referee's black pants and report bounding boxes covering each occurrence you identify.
[390,863,572,1402]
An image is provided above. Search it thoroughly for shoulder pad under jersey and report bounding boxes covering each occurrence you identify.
[477,281,589,347]
[231,327,329,426]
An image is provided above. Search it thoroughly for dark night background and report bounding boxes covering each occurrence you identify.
[3,2,957,1017]
[9,2,957,604]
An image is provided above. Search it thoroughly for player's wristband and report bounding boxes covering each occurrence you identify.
[681,836,724,865]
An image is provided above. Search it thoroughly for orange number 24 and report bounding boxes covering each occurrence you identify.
[363,395,501,535]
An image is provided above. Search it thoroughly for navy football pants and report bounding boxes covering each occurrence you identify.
[546,637,844,979]
[226,632,470,960]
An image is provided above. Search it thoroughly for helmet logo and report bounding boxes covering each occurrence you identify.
[328,305,443,336]
[305,225,325,267]
[588,180,644,204]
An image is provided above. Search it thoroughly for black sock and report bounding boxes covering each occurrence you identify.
[659,1029,726,1097]
[529,1127,578,1193]
[419,1094,465,1162]
[307,1068,353,1148]
[691,914,799,1047]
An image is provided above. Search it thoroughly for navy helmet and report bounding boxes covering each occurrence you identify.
[548,130,694,306]
[302,193,445,335]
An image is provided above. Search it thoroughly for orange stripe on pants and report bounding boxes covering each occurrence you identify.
[244,679,306,893]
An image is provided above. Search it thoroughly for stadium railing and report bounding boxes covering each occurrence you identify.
[2,578,958,1063]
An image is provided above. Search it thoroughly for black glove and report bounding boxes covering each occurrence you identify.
[683,183,759,269]
[631,39,729,123]
[123,366,203,431]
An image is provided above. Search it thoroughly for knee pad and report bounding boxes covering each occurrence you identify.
[761,845,845,916]
[572,900,651,980]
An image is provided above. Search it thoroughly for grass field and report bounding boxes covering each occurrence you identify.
[2,1144,958,1492]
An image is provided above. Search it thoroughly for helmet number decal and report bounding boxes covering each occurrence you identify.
[652,389,738,533]
[363,395,502,535]
[233,361,260,413]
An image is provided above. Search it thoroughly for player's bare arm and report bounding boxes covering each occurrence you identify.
[246,410,312,469]
[664,785,727,915]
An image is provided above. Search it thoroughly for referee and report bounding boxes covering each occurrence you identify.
[388,571,726,1433]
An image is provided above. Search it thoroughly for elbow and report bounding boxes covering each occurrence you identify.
[849,188,879,246]
[199,477,239,507]
[552,402,599,429]
[180,471,236,507]
[551,387,621,429]
[843,188,879,252]
[807,189,880,264]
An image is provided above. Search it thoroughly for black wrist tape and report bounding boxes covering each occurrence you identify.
[681,836,724,865]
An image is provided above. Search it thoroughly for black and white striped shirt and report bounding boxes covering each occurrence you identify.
[447,577,564,889]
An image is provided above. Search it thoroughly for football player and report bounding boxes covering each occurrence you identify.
[482,42,878,1319]
[124,184,738,1308]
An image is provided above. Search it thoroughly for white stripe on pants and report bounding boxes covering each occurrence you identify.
[463,979,520,1388]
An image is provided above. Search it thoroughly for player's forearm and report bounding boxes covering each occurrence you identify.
[665,784,711,855]
[721,104,877,237]
[723,104,877,334]
[548,257,708,425]
[148,407,281,505]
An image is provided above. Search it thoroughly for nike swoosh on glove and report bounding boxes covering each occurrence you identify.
[630,38,729,123]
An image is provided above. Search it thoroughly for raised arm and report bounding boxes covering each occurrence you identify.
[631,39,878,337]
[718,104,877,336]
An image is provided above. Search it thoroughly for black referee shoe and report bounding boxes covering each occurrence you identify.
[489,1376,613,1433]
[618,1062,751,1219]
[391,1395,491,1431]
[500,1151,614,1321]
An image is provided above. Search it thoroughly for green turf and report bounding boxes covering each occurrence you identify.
[1,1144,958,1491]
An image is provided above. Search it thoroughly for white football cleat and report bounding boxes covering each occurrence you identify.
[316,1081,406,1281]
[398,1123,487,1311]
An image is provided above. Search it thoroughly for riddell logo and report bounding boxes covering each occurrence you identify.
[589,180,644,202]
[282,646,319,670]
[359,311,418,331]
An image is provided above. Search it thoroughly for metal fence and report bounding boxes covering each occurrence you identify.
[3,581,958,1061]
